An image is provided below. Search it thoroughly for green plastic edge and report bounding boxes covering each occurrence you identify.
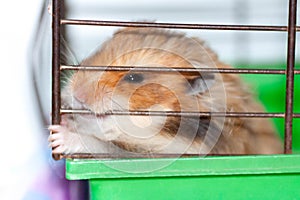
[66,154,300,180]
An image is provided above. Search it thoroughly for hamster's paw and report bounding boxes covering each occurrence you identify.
[48,125,86,154]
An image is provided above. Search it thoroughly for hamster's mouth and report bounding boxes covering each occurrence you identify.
[70,99,109,120]
[95,113,108,119]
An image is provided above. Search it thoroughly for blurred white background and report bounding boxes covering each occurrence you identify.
[0,0,48,200]
[0,0,298,200]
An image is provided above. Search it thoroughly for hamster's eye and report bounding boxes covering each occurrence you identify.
[123,73,144,83]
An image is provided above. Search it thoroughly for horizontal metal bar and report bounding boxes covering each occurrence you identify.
[60,109,300,118]
[61,65,300,75]
[62,153,245,159]
[61,19,300,32]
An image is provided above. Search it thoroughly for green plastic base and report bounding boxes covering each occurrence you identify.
[66,155,300,199]
[89,173,300,200]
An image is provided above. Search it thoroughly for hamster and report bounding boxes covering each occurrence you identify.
[49,27,283,157]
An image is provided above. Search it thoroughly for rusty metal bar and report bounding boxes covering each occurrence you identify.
[52,0,62,160]
[61,65,300,75]
[284,0,297,154]
[52,0,61,125]
[62,153,246,159]
[60,109,300,118]
[61,19,300,32]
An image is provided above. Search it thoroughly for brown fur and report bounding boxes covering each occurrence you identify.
[52,28,283,155]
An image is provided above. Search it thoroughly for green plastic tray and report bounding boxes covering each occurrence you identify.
[66,155,300,199]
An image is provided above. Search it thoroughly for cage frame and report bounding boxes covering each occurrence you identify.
[51,0,299,160]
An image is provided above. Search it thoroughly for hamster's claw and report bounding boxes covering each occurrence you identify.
[48,125,71,154]
[48,125,67,134]
[48,125,86,154]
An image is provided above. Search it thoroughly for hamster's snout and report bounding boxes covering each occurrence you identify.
[72,86,88,105]
[70,72,116,113]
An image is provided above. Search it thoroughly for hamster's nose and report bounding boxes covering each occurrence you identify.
[74,91,87,103]
[73,86,88,104]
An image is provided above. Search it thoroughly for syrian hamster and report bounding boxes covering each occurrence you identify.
[49,27,283,157]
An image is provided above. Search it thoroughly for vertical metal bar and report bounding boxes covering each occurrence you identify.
[52,0,61,125]
[52,0,61,160]
[284,0,297,154]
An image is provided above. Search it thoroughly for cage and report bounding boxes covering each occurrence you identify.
[50,0,300,199]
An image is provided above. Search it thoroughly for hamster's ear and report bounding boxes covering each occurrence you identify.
[186,73,215,95]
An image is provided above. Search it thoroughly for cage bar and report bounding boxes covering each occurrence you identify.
[52,0,61,125]
[61,19,300,32]
[61,65,300,75]
[60,109,300,119]
[62,153,248,159]
[284,0,297,154]
[52,0,62,160]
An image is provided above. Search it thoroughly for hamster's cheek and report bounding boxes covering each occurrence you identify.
[121,83,181,111]
[113,115,167,139]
